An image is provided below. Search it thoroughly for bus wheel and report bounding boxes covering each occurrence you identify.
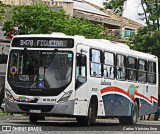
[130,101,138,125]
[76,99,97,126]
[119,101,138,125]
[85,99,97,126]
[29,115,38,123]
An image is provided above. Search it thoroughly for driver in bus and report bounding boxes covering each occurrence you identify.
[25,61,34,75]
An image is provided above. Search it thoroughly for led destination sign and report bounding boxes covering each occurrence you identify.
[12,37,74,48]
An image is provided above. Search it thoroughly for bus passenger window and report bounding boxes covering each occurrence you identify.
[128,57,137,81]
[90,49,102,77]
[104,66,114,78]
[116,54,126,80]
[104,52,115,79]
[148,61,156,84]
[76,53,87,88]
[138,59,147,83]
[117,67,125,79]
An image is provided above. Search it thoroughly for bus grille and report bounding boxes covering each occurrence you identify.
[18,104,54,113]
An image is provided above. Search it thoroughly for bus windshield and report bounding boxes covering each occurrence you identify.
[8,50,73,89]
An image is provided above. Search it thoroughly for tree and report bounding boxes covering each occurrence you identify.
[103,0,127,16]
[103,0,160,30]
[104,0,160,72]
[0,0,9,20]
[131,28,160,58]
[62,17,106,39]
[2,2,106,39]
[138,0,160,30]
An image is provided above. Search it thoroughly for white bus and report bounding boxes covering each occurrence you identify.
[5,33,158,125]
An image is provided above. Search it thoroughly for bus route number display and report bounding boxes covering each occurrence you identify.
[12,37,74,48]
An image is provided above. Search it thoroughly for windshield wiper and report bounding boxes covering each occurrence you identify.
[41,49,58,82]
[45,49,58,68]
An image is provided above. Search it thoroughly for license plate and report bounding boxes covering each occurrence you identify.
[30,109,41,113]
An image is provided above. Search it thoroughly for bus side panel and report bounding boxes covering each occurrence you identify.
[139,84,158,116]
[112,81,158,117]
[113,81,133,116]
[100,80,116,116]
[74,99,88,116]
[74,80,91,116]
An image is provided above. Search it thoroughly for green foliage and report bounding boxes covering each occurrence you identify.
[103,0,127,16]
[0,0,10,20]
[62,18,106,38]
[131,27,160,60]
[104,0,160,30]
[104,0,160,64]
[2,2,106,39]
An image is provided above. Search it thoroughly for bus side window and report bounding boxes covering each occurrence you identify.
[76,53,87,88]
[138,59,147,83]
[128,57,137,81]
[104,52,115,79]
[116,54,126,80]
[90,49,102,77]
[148,61,156,84]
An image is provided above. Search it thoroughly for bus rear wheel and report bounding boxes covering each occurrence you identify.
[119,101,138,125]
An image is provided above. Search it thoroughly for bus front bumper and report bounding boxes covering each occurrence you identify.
[5,98,75,115]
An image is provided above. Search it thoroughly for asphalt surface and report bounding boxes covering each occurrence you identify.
[0,114,160,133]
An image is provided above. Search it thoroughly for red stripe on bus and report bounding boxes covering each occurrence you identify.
[135,92,158,103]
[101,87,158,103]
[101,87,134,101]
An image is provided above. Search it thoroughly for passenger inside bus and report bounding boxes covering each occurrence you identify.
[25,61,34,75]
[105,66,114,78]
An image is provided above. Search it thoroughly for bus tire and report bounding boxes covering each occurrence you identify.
[85,99,97,126]
[76,99,97,126]
[29,115,38,123]
[129,101,138,125]
[119,101,138,125]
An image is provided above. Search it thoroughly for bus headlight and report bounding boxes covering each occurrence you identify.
[57,90,73,103]
[6,90,15,102]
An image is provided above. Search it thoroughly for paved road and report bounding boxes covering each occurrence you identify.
[0,114,160,133]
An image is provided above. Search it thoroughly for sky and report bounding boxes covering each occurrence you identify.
[85,0,145,25]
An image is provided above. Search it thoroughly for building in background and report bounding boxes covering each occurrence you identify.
[1,0,73,16]
[73,0,144,41]
[0,0,144,41]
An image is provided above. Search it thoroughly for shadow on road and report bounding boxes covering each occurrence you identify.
[8,119,142,131]
[6,117,160,131]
